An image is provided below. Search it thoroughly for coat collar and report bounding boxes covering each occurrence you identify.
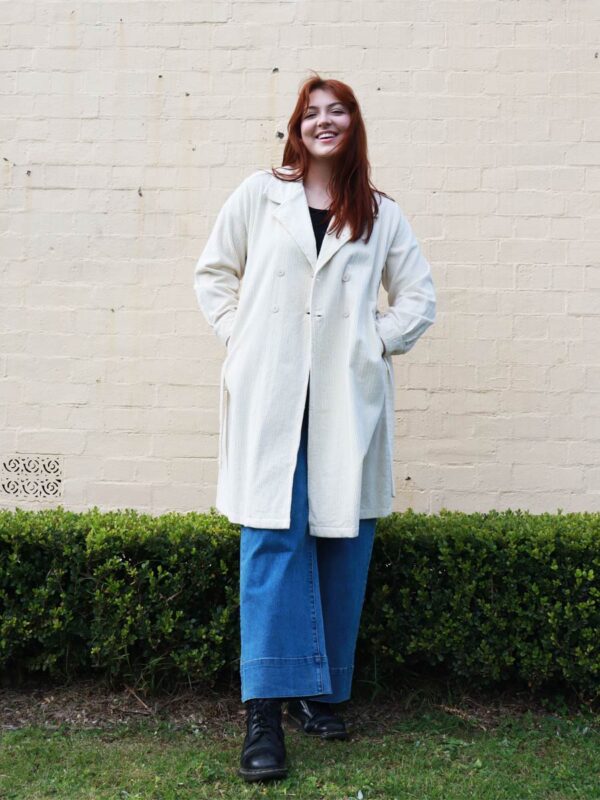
[266,166,354,274]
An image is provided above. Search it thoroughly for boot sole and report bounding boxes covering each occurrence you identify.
[238,765,288,781]
[286,712,350,740]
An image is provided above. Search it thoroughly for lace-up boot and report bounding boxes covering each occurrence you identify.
[286,698,349,739]
[238,698,288,782]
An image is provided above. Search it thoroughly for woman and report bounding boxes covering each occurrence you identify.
[193,74,436,782]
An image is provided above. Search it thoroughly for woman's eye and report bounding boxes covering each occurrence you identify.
[305,109,345,118]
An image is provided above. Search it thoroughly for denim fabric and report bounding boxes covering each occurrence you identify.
[239,380,377,703]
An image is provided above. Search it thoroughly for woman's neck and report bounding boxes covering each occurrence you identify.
[304,162,333,209]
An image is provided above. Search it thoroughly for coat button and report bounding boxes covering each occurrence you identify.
[277,269,285,276]
[272,305,279,313]
[343,310,349,317]
[342,274,350,281]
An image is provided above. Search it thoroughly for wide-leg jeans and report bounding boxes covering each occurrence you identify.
[239,381,377,703]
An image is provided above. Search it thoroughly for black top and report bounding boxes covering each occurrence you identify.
[308,206,330,256]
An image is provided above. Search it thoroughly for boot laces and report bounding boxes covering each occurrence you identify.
[248,699,281,737]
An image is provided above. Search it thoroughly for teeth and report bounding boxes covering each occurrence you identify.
[317,134,336,139]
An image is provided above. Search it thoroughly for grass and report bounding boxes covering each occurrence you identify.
[0,680,598,799]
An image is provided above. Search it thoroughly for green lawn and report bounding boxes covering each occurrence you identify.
[0,695,598,799]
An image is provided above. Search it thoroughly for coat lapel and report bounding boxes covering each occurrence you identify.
[266,168,354,275]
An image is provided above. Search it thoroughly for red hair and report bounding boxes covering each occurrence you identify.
[271,72,394,245]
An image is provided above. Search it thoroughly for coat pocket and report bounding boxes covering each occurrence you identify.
[371,309,386,357]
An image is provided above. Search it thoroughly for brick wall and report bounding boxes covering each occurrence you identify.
[1,1,599,514]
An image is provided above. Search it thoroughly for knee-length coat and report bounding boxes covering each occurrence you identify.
[193,166,436,537]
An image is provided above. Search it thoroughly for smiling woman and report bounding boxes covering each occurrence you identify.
[193,72,436,783]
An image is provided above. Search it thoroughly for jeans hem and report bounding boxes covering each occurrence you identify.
[240,654,333,702]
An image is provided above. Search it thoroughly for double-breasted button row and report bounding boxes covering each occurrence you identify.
[272,265,350,315]
[302,309,349,317]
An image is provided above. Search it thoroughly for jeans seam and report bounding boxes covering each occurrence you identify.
[307,537,324,693]
[241,656,326,666]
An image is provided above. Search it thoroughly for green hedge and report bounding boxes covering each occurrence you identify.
[0,507,598,699]
[361,510,600,700]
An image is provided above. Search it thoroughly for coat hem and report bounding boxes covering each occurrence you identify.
[308,525,359,538]
[216,501,392,536]
[217,505,291,529]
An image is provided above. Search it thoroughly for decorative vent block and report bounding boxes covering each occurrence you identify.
[0,455,63,500]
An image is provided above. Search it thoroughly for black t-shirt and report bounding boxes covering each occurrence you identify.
[308,206,330,255]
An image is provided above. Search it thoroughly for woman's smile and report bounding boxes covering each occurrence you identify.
[315,132,338,141]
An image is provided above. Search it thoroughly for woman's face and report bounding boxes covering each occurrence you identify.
[300,88,351,161]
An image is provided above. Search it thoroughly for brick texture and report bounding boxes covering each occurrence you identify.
[1,1,599,515]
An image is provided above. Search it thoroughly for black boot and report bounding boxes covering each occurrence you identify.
[286,698,349,739]
[238,698,288,782]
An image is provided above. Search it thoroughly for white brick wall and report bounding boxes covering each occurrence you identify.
[1,1,599,515]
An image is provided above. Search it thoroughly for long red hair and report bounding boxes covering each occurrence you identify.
[271,73,394,245]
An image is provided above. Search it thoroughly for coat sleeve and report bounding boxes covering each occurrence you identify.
[375,206,437,357]
[193,176,252,348]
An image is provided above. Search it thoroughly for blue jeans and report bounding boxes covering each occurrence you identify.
[239,380,377,703]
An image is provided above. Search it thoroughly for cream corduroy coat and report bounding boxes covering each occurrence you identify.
[193,166,436,537]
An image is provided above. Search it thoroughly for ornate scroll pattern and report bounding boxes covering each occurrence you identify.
[0,455,63,500]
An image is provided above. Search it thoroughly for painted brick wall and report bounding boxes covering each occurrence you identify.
[1,1,599,515]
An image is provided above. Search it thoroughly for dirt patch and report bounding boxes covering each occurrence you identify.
[1,676,593,737]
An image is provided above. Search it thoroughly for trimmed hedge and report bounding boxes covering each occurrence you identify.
[0,506,598,698]
[361,510,600,700]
